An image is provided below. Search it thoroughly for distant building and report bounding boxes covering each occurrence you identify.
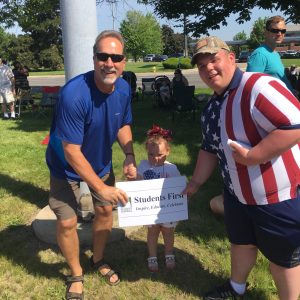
[225,24,300,51]
[276,24,300,51]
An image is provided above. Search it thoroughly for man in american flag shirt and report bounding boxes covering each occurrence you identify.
[184,36,300,300]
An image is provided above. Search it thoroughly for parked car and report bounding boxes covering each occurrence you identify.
[238,51,251,63]
[282,50,298,58]
[278,50,287,57]
[143,54,156,62]
[168,53,184,58]
[153,55,168,62]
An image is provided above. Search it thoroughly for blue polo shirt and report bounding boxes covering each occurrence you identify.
[46,70,132,181]
[246,44,293,91]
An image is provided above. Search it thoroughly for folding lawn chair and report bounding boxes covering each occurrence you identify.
[141,77,155,101]
[35,86,60,117]
[122,71,138,101]
[15,87,33,118]
[171,85,196,121]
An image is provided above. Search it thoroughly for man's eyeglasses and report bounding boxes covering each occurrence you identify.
[95,52,125,63]
[267,28,286,34]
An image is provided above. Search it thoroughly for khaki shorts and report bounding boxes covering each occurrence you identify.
[147,222,178,229]
[49,171,115,220]
[0,91,15,104]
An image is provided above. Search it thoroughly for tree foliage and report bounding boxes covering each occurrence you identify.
[6,34,37,68]
[232,31,248,55]
[233,31,248,41]
[0,0,62,69]
[248,17,267,50]
[161,25,195,55]
[0,27,11,57]
[138,0,300,37]
[120,11,163,61]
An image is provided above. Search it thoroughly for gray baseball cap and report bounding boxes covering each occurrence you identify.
[191,36,231,65]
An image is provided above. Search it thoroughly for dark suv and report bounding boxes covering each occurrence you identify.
[153,55,168,62]
[238,51,251,63]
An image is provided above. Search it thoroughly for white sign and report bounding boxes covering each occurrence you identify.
[116,176,188,227]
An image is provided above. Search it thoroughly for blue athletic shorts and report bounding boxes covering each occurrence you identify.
[223,187,300,268]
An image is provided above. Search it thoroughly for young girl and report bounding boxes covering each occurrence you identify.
[136,124,181,272]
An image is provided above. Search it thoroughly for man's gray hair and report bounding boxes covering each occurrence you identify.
[93,30,125,54]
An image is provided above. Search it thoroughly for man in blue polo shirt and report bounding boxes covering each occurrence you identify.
[46,30,136,299]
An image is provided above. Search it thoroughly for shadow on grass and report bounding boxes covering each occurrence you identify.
[6,110,53,133]
[0,173,48,209]
[0,225,65,280]
[0,223,219,298]
[0,224,270,299]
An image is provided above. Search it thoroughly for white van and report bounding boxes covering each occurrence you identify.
[143,54,156,62]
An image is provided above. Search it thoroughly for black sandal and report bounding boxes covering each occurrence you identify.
[65,275,84,300]
[90,255,120,286]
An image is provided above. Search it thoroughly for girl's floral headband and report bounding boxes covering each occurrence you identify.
[147,124,172,141]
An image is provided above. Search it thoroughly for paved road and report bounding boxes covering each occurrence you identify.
[28,63,247,88]
[28,70,204,88]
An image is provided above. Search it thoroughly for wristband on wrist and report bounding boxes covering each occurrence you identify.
[125,152,135,157]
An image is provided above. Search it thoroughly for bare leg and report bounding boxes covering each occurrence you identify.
[2,103,6,114]
[270,262,300,300]
[210,194,224,215]
[161,226,176,269]
[92,205,119,284]
[57,216,83,294]
[161,227,175,255]
[9,102,14,113]
[147,225,161,257]
[230,244,257,283]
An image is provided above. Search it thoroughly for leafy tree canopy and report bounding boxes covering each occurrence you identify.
[138,0,300,37]
[161,24,194,55]
[248,17,267,50]
[233,31,248,41]
[120,10,163,61]
[0,0,62,69]
[232,31,248,55]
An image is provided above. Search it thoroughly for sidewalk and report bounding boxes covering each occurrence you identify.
[32,205,141,246]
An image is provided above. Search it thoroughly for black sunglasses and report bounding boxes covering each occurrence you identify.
[95,52,124,63]
[267,28,286,34]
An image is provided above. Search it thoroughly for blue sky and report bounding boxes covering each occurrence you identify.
[6,1,283,41]
[96,0,283,41]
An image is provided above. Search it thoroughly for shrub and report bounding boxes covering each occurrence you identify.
[162,57,193,69]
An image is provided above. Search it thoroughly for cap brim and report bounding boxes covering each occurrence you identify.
[191,49,219,65]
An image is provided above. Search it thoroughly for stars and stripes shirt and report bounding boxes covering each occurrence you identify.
[137,160,181,180]
[201,68,300,205]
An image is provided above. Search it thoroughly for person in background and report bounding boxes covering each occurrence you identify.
[46,30,136,300]
[171,68,189,88]
[246,15,293,91]
[13,61,30,94]
[185,36,300,300]
[0,57,16,119]
[136,124,181,272]
[288,64,299,93]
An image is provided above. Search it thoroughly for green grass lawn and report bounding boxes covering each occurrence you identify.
[0,95,279,299]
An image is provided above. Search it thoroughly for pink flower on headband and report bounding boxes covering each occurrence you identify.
[147,124,172,141]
